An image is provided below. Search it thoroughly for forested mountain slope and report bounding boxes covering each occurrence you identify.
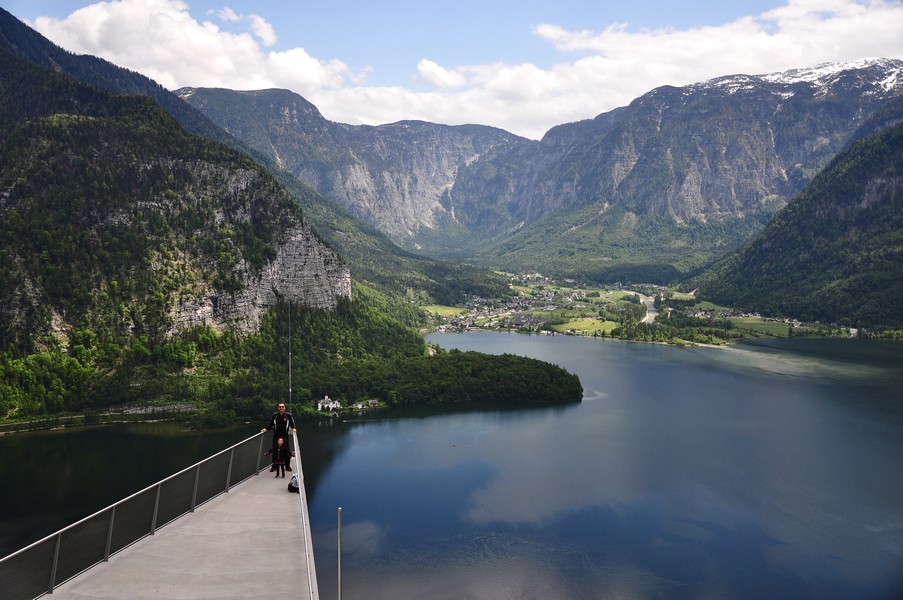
[0,7,508,305]
[0,13,576,423]
[689,97,903,328]
[0,7,244,154]
[0,50,350,353]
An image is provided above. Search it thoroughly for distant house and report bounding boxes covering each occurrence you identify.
[353,399,380,410]
[317,395,342,412]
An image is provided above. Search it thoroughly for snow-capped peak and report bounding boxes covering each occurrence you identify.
[759,58,899,87]
[694,58,903,95]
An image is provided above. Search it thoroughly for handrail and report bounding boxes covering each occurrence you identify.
[0,430,277,600]
[3,431,265,563]
[291,429,320,600]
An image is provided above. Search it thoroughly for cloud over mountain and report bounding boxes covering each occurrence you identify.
[25,0,903,139]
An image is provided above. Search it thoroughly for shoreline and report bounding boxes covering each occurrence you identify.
[429,327,734,349]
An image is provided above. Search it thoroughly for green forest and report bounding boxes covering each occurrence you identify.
[4,14,903,430]
[0,48,582,428]
[0,283,582,428]
[690,119,903,329]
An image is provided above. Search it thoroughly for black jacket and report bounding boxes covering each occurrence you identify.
[265,411,296,437]
[265,444,294,465]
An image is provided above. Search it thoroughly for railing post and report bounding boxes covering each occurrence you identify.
[151,483,161,534]
[225,448,234,491]
[338,506,343,600]
[191,464,200,512]
[48,532,61,594]
[104,506,116,561]
[256,434,265,474]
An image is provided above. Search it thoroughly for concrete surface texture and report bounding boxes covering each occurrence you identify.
[47,467,314,600]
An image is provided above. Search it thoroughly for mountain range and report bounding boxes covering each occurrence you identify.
[0,8,557,421]
[2,4,903,336]
[0,8,509,316]
[178,58,903,283]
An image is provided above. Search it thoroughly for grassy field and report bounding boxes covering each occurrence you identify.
[549,318,619,334]
[726,316,824,337]
[672,291,697,301]
[423,305,468,317]
[603,290,638,302]
[692,300,731,311]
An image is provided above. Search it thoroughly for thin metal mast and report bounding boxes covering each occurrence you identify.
[288,303,292,414]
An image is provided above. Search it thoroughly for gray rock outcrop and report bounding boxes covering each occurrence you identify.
[171,223,351,334]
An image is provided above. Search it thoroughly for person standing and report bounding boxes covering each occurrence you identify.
[265,437,294,478]
[261,403,296,472]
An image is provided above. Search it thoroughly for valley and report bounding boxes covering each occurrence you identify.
[425,274,851,345]
[2,5,901,598]
[178,59,903,287]
[1,6,901,434]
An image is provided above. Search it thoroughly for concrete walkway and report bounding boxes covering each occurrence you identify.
[49,457,318,599]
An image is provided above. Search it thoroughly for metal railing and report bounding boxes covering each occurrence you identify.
[291,429,320,600]
[0,431,270,600]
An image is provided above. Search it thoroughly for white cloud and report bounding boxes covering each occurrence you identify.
[247,14,277,47]
[211,6,277,46]
[531,0,903,89]
[267,48,349,90]
[416,59,467,89]
[31,0,350,92]
[27,0,903,140]
[211,6,238,22]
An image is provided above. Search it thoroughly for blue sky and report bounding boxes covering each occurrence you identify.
[4,0,903,138]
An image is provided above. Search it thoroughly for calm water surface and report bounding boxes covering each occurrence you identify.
[305,333,903,600]
[0,423,260,558]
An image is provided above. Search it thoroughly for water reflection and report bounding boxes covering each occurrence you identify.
[306,333,903,600]
[2,334,900,599]
[699,340,903,384]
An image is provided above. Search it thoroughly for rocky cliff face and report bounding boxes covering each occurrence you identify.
[180,59,903,280]
[326,121,525,245]
[447,58,903,235]
[176,87,525,248]
[171,223,351,335]
[157,161,353,338]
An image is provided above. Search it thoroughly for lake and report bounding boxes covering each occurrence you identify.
[306,333,903,600]
[2,333,902,599]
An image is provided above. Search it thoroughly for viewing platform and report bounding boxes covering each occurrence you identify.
[0,432,319,600]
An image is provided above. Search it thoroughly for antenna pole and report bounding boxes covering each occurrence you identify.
[288,303,292,414]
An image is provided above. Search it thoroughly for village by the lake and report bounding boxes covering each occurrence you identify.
[425,273,845,342]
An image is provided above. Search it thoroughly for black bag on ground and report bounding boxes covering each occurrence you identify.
[287,473,300,493]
